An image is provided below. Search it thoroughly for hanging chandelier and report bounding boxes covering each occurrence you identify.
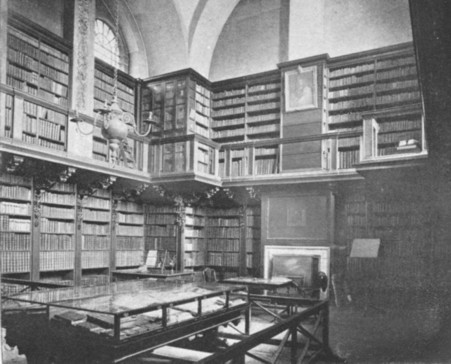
[70,0,152,167]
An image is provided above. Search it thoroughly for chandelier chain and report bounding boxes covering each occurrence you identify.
[113,0,119,99]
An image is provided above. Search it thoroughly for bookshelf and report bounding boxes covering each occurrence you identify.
[327,46,423,165]
[183,207,206,269]
[22,100,67,151]
[3,92,13,138]
[39,182,76,284]
[81,189,111,285]
[7,27,70,108]
[206,208,242,272]
[211,75,281,144]
[94,61,135,116]
[141,71,211,139]
[114,200,144,269]
[0,174,32,277]
[188,79,211,138]
[245,206,261,272]
[211,86,246,142]
[254,145,279,175]
[144,205,178,268]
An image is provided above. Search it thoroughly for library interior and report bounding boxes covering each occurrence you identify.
[1,0,451,363]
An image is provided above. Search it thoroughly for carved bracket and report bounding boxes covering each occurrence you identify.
[6,155,25,173]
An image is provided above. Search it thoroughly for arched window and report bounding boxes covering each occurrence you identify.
[94,19,128,71]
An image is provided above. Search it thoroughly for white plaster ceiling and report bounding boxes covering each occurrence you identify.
[123,0,239,79]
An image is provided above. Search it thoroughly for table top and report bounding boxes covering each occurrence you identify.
[112,268,194,278]
[222,276,293,288]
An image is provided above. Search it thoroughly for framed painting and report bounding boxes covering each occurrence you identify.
[285,65,318,112]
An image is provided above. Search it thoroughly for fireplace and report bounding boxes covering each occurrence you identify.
[264,245,330,299]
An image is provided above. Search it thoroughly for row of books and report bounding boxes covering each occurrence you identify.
[40,251,74,271]
[41,219,75,234]
[7,63,39,85]
[194,82,211,98]
[41,233,73,250]
[117,201,143,213]
[40,75,68,97]
[328,112,362,124]
[375,79,418,93]
[93,139,109,156]
[194,91,210,107]
[376,66,417,82]
[338,149,360,169]
[81,251,109,268]
[206,252,239,267]
[212,97,245,109]
[145,237,177,251]
[0,216,31,232]
[248,82,280,94]
[254,158,277,175]
[211,127,244,139]
[82,235,110,250]
[116,250,143,267]
[145,224,177,237]
[144,213,177,225]
[0,251,30,273]
[41,192,75,205]
[145,205,176,214]
[376,55,415,70]
[206,227,241,238]
[0,170,26,189]
[83,209,110,221]
[208,239,240,252]
[329,96,374,111]
[328,84,374,99]
[372,201,421,214]
[0,232,31,251]
[247,91,280,103]
[84,197,110,210]
[190,109,210,128]
[329,62,375,78]
[0,185,31,200]
[211,116,245,129]
[246,215,261,226]
[8,32,69,72]
[116,236,144,250]
[94,69,134,94]
[329,73,375,89]
[8,47,39,71]
[212,88,245,100]
[248,123,279,135]
[50,182,76,193]
[41,205,74,219]
[185,228,205,238]
[83,223,109,235]
[248,112,279,124]
[116,225,144,236]
[378,118,422,133]
[212,105,245,118]
[377,130,420,145]
[185,215,206,226]
[207,217,240,227]
[208,208,242,216]
[247,101,280,113]
[40,63,69,84]
[375,91,421,107]
[117,213,144,225]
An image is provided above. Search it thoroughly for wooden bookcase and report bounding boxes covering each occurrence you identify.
[141,70,211,139]
[38,182,76,285]
[245,205,261,273]
[211,72,281,144]
[114,200,144,269]
[327,44,422,166]
[94,60,136,116]
[81,189,111,285]
[183,207,206,269]
[205,208,242,275]
[0,174,32,279]
[144,205,178,268]
[7,26,70,108]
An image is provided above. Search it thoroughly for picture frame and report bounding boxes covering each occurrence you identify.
[284,65,318,112]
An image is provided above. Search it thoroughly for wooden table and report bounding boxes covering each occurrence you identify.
[222,276,293,292]
[112,268,194,281]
